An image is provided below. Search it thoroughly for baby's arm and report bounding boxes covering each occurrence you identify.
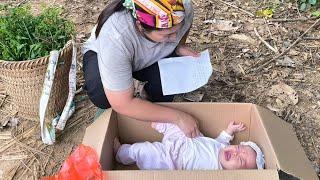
[215,121,246,145]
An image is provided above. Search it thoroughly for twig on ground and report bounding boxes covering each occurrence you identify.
[254,28,279,53]
[210,0,255,17]
[264,19,279,52]
[268,17,318,22]
[311,137,318,155]
[19,159,33,174]
[295,0,302,17]
[303,36,320,40]
[7,165,20,180]
[250,18,320,73]
[43,147,54,174]
[13,139,49,156]
[0,154,29,161]
[0,126,36,153]
[0,132,12,140]
[33,164,38,180]
[16,0,29,7]
[18,158,36,179]
[0,95,8,108]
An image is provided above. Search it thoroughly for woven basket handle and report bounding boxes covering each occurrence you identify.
[39,41,77,145]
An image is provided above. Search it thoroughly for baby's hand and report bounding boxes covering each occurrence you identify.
[226,121,246,136]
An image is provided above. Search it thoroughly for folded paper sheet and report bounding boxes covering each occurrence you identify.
[158,50,212,95]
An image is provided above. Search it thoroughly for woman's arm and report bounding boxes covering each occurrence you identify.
[105,86,200,138]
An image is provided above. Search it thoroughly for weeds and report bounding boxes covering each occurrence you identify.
[0,5,75,61]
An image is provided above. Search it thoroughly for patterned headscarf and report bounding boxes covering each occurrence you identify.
[123,0,185,28]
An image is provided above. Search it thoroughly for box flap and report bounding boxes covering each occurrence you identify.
[254,105,318,180]
[82,108,113,154]
[82,108,117,170]
[105,170,278,180]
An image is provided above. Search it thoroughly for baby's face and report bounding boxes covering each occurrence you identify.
[218,145,257,170]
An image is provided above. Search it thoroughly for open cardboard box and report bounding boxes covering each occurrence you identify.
[82,103,318,180]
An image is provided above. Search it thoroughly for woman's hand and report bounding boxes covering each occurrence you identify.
[175,44,200,57]
[175,111,200,138]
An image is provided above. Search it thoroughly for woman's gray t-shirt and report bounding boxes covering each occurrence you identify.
[82,2,193,91]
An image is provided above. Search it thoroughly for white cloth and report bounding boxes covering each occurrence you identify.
[116,123,234,170]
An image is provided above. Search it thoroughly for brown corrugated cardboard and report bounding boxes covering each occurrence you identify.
[254,106,318,180]
[82,103,318,180]
[105,170,279,180]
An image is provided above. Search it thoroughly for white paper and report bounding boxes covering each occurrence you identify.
[158,50,212,95]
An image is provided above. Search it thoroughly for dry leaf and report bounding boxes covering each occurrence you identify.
[276,56,296,67]
[288,49,300,56]
[183,91,204,102]
[204,19,240,31]
[229,34,256,45]
[267,104,282,112]
[268,83,299,106]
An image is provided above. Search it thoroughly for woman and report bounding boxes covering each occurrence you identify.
[83,0,200,138]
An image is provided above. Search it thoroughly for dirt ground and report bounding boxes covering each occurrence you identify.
[0,0,319,179]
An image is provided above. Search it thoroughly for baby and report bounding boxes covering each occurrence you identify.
[114,121,265,170]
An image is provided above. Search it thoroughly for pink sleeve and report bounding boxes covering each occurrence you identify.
[151,123,168,134]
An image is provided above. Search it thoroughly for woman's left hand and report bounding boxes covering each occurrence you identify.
[175,45,200,57]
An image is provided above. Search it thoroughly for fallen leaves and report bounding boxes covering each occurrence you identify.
[276,56,296,67]
[228,34,257,45]
[204,19,240,31]
[267,83,299,112]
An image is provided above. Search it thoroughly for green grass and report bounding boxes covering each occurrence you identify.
[0,5,75,61]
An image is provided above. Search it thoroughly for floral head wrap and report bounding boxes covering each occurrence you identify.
[123,0,185,28]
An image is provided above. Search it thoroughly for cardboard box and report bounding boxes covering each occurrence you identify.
[82,103,318,180]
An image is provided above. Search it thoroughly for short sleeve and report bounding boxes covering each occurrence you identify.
[96,27,134,91]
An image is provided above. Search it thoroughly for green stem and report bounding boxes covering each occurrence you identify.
[22,20,34,44]
[48,28,56,50]
[0,41,16,60]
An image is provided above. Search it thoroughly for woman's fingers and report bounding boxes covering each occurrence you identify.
[176,45,200,57]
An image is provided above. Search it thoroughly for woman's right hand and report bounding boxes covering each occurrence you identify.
[175,111,200,138]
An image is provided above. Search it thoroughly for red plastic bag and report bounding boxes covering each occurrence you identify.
[41,144,104,180]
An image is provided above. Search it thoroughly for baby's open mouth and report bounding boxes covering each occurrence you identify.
[224,151,231,161]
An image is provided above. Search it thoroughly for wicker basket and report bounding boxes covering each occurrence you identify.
[0,42,73,121]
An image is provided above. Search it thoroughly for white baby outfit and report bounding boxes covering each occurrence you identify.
[116,123,234,170]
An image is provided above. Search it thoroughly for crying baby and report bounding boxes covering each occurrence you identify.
[114,121,265,170]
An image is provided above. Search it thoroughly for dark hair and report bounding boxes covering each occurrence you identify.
[95,0,125,38]
[95,0,159,38]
